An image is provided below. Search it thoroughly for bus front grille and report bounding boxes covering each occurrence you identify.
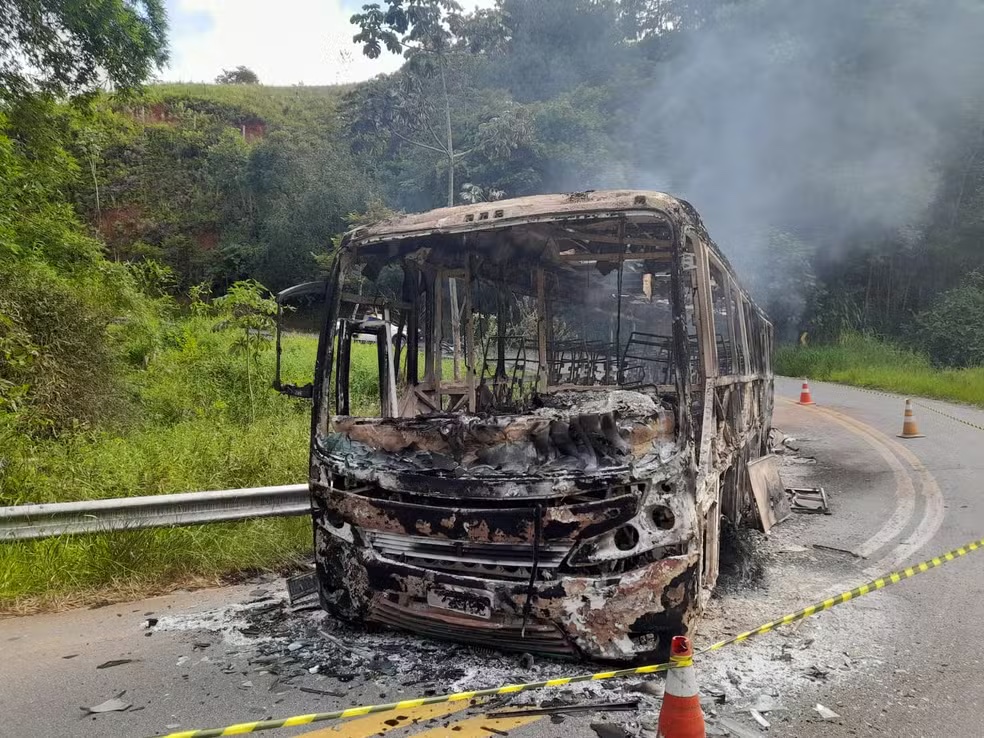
[364,530,570,581]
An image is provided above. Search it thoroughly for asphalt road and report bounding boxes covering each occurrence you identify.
[2,378,983,738]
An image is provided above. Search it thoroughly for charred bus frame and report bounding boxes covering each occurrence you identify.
[276,190,774,662]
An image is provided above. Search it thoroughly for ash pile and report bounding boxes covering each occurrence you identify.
[162,585,671,737]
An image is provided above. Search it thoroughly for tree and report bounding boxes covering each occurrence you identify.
[215,66,260,85]
[350,1,516,208]
[214,280,278,422]
[0,0,168,98]
[912,272,984,367]
[494,0,629,102]
[248,128,372,290]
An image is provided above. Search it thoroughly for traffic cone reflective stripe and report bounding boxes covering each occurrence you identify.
[798,380,815,405]
[657,636,706,738]
[898,399,925,439]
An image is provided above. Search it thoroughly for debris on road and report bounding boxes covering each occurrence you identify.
[96,659,136,669]
[812,543,860,558]
[715,716,763,738]
[488,700,640,718]
[788,487,830,514]
[627,681,664,697]
[317,629,373,659]
[749,708,770,728]
[705,719,730,736]
[815,703,841,720]
[286,572,317,606]
[299,686,346,698]
[748,455,792,533]
[748,694,782,713]
[776,543,808,554]
[84,697,131,714]
[589,723,631,738]
[702,683,727,703]
[803,664,830,681]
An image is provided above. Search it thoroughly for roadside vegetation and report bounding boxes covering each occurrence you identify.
[777,333,984,408]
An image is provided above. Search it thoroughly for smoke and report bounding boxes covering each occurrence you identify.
[626,0,984,327]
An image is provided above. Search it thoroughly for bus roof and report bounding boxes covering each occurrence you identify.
[339,189,767,323]
[342,190,708,247]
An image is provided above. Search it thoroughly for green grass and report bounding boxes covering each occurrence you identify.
[776,332,984,406]
[138,82,353,130]
[0,326,332,611]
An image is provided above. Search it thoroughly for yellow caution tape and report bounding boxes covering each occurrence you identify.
[163,536,984,738]
[912,399,984,433]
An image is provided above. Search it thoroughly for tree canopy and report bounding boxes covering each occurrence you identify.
[215,66,260,85]
[0,0,168,98]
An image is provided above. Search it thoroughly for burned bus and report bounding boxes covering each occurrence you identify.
[275,190,774,662]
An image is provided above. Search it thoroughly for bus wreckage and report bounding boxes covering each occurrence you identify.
[275,190,774,662]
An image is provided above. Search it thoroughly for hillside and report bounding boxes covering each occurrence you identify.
[78,81,369,292]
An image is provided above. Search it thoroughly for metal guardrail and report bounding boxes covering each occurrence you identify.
[0,484,310,542]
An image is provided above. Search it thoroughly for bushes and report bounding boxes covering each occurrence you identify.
[0,409,311,507]
[0,300,319,494]
[0,264,123,433]
[911,272,984,368]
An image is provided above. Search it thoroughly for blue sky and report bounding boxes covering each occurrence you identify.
[162,0,491,86]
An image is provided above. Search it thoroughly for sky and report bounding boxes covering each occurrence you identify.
[162,0,491,86]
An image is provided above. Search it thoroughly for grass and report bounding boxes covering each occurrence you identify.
[0,326,370,613]
[139,82,353,130]
[776,332,984,407]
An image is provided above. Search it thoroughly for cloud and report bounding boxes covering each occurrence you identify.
[162,0,496,86]
[162,0,403,86]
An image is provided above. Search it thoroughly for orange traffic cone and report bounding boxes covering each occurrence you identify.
[897,399,925,439]
[657,636,705,738]
[798,379,815,406]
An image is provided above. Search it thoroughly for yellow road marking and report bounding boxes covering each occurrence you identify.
[410,713,543,737]
[297,701,472,737]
